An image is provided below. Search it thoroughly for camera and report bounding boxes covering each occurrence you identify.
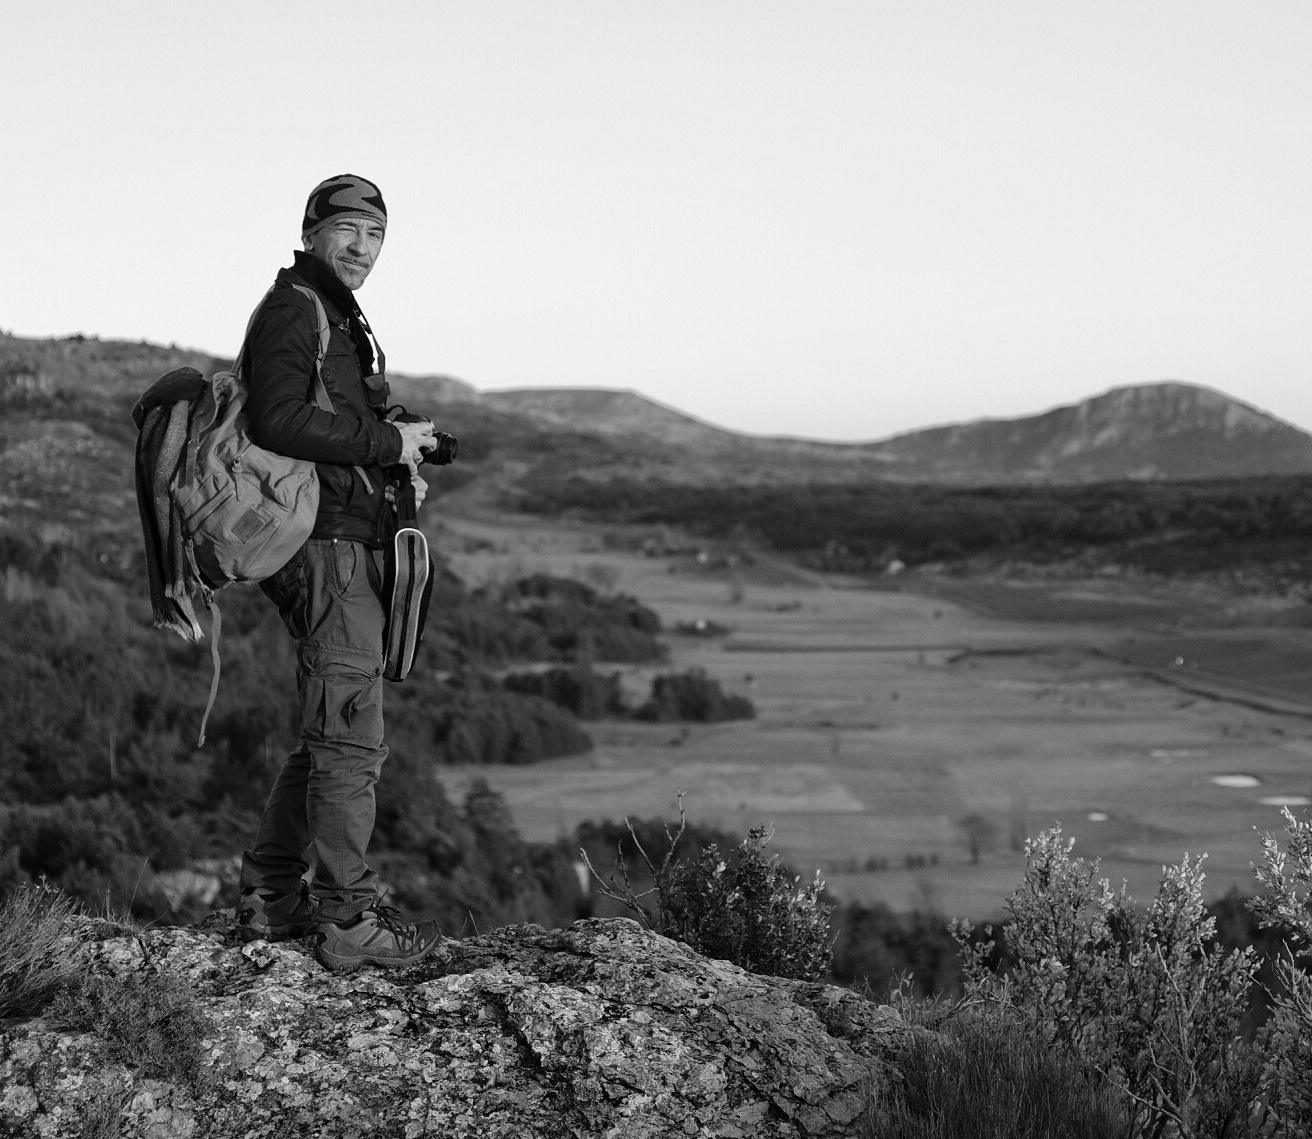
[388,407,459,466]
[423,432,459,466]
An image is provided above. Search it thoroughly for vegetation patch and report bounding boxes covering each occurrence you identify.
[513,474,1312,590]
[947,819,1312,1138]
[584,806,831,981]
[636,668,755,723]
[502,665,626,719]
[373,771,587,934]
[0,881,85,1018]
[390,669,593,765]
[865,1004,1130,1138]
[501,664,756,724]
[828,902,964,999]
[50,968,210,1091]
[1,880,207,1099]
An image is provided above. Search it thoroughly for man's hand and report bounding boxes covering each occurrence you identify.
[395,419,436,475]
[412,474,428,512]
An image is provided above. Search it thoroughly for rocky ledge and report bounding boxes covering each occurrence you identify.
[0,916,907,1138]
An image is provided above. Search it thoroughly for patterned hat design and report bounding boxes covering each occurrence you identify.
[302,174,387,238]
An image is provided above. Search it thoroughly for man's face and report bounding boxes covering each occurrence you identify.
[305,216,385,291]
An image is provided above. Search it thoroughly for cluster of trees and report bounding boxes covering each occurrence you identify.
[503,664,755,723]
[513,474,1312,585]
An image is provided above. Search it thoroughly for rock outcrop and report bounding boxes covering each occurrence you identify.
[0,916,907,1138]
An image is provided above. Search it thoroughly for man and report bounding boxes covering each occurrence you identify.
[236,174,442,972]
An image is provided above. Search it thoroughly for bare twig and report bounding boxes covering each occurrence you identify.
[579,792,689,932]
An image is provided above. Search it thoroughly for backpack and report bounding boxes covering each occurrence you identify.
[136,283,335,746]
[175,283,332,588]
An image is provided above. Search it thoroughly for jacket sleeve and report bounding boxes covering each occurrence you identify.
[244,292,403,467]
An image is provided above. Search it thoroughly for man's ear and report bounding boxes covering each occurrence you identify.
[302,234,315,253]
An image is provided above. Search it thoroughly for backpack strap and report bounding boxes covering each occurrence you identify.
[234,283,335,415]
[287,284,335,415]
[196,597,223,748]
[282,285,380,494]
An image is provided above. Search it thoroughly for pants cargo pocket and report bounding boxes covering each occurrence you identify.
[299,642,385,749]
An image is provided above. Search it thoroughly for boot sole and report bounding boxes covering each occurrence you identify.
[315,940,441,974]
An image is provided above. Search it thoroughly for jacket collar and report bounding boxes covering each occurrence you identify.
[289,249,361,321]
[284,250,380,376]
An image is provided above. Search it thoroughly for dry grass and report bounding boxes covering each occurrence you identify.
[862,1003,1130,1139]
[1,881,209,1092]
[0,881,86,1018]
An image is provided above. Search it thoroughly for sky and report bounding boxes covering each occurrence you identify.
[5,2,1312,442]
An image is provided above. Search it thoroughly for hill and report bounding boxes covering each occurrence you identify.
[477,381,1312,484]
[862,382,1312,483]
[479,386,742,450]
[6,329,1311,491]
[417,379,1312,486]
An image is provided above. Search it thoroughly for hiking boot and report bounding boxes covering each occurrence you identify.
[237,884,317,943]
[314,905,443,973]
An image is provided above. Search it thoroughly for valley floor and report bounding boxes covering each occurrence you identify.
[430,509,1312,919]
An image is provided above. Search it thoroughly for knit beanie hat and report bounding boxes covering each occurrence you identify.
[302,174,387,239]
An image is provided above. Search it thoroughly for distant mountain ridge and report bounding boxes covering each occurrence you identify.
[860,382,1312,482]
[478,387,742,450]
[5,327,1311,484]
[445,380,1312,484]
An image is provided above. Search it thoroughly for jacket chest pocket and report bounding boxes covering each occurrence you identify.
[362,370,388,410]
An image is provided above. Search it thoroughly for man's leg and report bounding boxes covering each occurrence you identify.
[241,536,441,968]
[301,540,443,970]
[240,539,385,932]
[242,742,313,896]
[282,538,388,923]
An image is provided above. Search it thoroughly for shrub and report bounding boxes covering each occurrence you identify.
[661,826,832,980]
[0,881,84,1017]
[584,806,833,981]
[954,827,1264,1139]
[864,1002,1131,1138]
[51,969,209,1090]
[0,882,206,1091]
[636,668,755,722]
[1250,808,1312,1133]
[502,665,627,719]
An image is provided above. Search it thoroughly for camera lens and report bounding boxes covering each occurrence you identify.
[424,432,458,466]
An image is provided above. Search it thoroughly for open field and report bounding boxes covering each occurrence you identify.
[430,510,1312,920]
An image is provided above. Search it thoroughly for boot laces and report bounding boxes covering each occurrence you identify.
[370,902,419,942]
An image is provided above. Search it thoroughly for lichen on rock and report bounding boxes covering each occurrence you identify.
[0,916,907,1138]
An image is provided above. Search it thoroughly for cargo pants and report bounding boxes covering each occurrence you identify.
[240,537,388,924]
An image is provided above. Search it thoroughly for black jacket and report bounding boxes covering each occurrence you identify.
[244,251,404,547]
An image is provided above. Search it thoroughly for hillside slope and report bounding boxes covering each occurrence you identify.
[5,330,1312,497]
[863,382,1312,482]
[464,381,1312,484]
[480,386,741,450]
